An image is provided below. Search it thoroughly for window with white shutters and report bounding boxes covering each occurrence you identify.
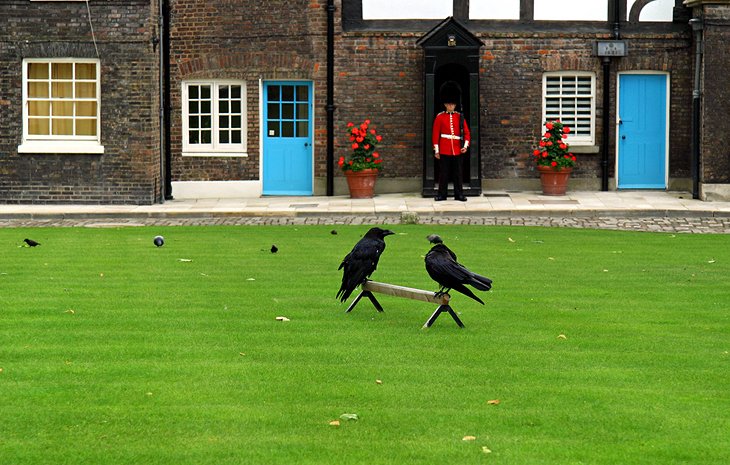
[543,73,595,145]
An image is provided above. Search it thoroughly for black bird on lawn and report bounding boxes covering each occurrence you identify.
[337,227,395,302]
[424,234,492,305]
[24,238,41,247]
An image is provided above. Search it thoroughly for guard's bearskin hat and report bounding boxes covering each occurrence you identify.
[439,81,461,104]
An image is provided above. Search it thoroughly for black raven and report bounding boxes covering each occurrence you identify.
[270,244,278,254]
[424,235,492,305]
[336,227,395,302]
[153,236,164,247]
[24,239,41,247]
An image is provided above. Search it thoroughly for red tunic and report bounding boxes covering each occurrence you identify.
[432,111,471,156]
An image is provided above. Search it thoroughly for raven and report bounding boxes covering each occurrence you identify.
[336,227,395,302]
[424,235,492,305]
[24,238,41,247]
[153,236,164,247]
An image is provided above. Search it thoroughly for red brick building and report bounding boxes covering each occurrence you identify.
[1,0,729,203]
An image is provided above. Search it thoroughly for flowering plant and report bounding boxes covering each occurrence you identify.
[339,119,383,172]
[532,120,577,170]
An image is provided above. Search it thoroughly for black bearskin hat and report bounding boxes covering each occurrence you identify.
[439,81,461,104]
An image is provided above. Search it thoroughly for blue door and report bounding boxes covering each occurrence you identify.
[618,74,668,189]
[263,82,313,195]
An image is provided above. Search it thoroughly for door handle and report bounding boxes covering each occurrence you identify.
[304,142,309,147]
[622,135,626,140]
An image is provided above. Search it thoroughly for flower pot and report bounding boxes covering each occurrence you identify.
[537,165,572,196]
[344,168,379,199]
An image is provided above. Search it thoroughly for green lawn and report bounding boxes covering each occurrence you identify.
[1,225,728,465]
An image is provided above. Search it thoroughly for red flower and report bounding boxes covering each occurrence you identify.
[563,126,571,133]
[544,132,551,138]
[351,127,359,135]
[372,152,379,158]
[370,129,376,135]
[347,122,354,128]
[356,137,364,143]
[364,144,370,150]
[546,122,554,130]
[374,159,382,164]
[365,119,371,125]
[376,135,382,142]
[559,143,567,150]
[366,158,371,162]
[351,143,359,149]
[533,149,540,155]
[337,157,344,166]
[551,161,557,167]
[539,141,546,147]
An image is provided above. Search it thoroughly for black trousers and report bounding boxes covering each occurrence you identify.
[437,155,464,198]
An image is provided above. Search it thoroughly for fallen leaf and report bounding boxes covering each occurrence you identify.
[603,269,609,272]
[247,278,256,281]
[548,257,554,260]
[708,259,716,264]
[0,367,4,373]
[557,334,567,340]
[64,309,75,315]
[275,316,290,322]
[239,352,246,356]
[487,399,500,405]
[462,436,477,441]
[99,273,104,278]
[178,258,192,262]
[482,446,492,454]
[508,237,515,243]
[329,420,340,426]
[340,413,359,421]
[375,379,383,385]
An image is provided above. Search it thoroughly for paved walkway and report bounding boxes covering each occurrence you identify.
[1,190,730,233]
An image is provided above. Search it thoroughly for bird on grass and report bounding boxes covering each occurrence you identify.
[24,239,41,247]
[153,236,164,247]
[424,234,492,305]
[337,227,395,302]
[270,245,278,254]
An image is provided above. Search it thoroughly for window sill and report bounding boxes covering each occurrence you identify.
[569,145,599,154]
[18,141,104,154]
[182,152,248,157]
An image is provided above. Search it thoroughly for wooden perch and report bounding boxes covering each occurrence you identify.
[345,280,463,328]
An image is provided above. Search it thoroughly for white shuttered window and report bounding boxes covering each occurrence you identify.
[543,73,595,145]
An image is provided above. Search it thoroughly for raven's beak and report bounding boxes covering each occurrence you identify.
[383,230,395,236]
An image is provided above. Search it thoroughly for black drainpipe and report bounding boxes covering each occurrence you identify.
[601,0,621,191]
[690,17,703,199]
[325,0,336,196]
[158,0,172,202]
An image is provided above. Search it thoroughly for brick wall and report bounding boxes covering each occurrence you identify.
[0,0,160,204]
[699,5,730,183]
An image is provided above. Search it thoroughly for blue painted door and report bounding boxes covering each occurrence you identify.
[618,74,667,189]
[263,82,313,195]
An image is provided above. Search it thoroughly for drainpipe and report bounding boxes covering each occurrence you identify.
[325,0,336,196]
[690,17,703,200]
[600,0,621,191]
[158,0,172,202]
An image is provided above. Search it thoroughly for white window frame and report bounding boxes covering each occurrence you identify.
[19,58,104,154]
[182,80,247,157]
[542,72,596,145]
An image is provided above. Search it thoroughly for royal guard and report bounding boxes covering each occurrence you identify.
[432,82,470,201]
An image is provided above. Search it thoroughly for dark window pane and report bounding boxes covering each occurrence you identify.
[220,101,229,113]
[296,121,309,137]
[201,86,211,99]
[189,86,199,99]
[231,86,241,98]
[189,116,199,129]
[201,130,211,144]
[281,85,294,101]
[190,130,199,144]
[296,85,308,102]
[231,115,241,128]
[268,121,279,137]
[220,131,229,144]
[232,101,241,113]
[219,86,229,99]
[232,131,241,143]
[282,121,294,137]
[220,115,229,129]
[189,101,199,114]
[296,103,308,119]
[282,103,294,119]
[201,115,211,129]
[201,101,211,114]
[267,85,279,101]
[267,103,279,119]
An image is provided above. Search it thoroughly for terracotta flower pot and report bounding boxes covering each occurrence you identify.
[537,165,573,196]
[344,168,379,199]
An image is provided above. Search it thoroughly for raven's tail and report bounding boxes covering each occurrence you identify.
[452,284,485,305]
[468,273,492,291]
